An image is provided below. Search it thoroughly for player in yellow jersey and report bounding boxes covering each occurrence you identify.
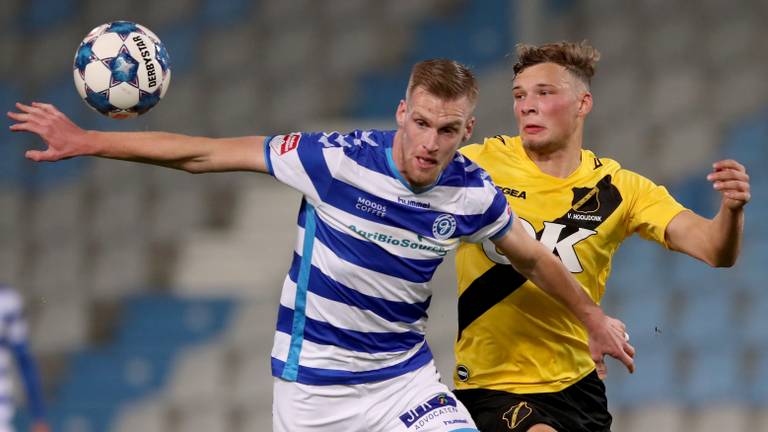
[453,41,751,432]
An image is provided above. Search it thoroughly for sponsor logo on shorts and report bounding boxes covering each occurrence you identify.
[502,401,533,430]
[399,393,459,428]
[432,214,456,240]
[271,133,301,155]
[455,364,470,382]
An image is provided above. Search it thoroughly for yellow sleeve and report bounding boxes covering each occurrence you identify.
[459,142,484,160]
[622,170,687,247]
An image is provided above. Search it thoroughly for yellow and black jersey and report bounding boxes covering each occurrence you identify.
[454,135,687,394]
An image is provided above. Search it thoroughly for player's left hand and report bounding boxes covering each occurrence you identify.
[707,159,750,211]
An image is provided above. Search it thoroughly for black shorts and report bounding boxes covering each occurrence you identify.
[454,371,611,432]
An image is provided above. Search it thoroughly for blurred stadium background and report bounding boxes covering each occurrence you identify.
[1,0,767,431]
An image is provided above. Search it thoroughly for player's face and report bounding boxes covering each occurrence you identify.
[512,62,591,152]
[394,87,475,188]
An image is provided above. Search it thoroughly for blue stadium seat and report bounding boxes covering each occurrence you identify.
[410,0,512,68]
[19,0,77,31]
[0,85,26,186]
[608,236,669,295]
[668,172,719,217]
[733,241,768,294]
[613,289,670,348]
[682,344,747,405]
[720,107,768,165]
[200,0,253,28]
[45,294,236,432]
[666,253,735,294]
[151,24,201,78]
[748,348,768,404]
[115,295,236,346]
[352,0,514,118]
[608,343,680,406]
[742,291,768,346]
[673,289,735,349]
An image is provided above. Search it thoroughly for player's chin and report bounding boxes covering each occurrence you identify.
[411,170,439,189]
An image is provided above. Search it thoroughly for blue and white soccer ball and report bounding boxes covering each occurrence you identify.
[73,21,171,119]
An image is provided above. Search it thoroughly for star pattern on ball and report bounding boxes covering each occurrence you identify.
[74,41,96,78]
[155,43,171,72]
[107,46,140,87]
[134,90,162,115]
[105,21,140,41]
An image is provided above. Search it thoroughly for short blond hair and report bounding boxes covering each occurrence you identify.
[513,41,601,87]
[407,59,478,105]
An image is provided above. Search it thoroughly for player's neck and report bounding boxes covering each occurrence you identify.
[524,139,582,178]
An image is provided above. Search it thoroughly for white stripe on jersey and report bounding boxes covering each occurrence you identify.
[279,278,427,335]
[294,226,431,304]
[325,146,498,216]
[271,331,427,373]
[268,136,322,203]
[315,205,457,260]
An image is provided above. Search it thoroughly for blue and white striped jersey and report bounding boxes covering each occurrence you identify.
[0,287,26,395]
[264,130,513,386]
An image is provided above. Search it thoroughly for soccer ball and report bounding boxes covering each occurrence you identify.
[73,21,171,119]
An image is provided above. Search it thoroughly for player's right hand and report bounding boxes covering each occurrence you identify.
[7,102,89,162]
[587,313,636,380]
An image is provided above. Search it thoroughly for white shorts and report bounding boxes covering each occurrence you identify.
[273,360,478,432]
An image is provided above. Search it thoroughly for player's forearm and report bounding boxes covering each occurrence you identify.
[86,130,216,171]
[525,251,605,328]
[668,206,744,267]
[707,203,744,267]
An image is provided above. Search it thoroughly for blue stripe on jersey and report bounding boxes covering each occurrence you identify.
[313,213,442,284]
[314,130,485,189]
[277,305,424,353]
[322,177,496,239]
[281,203,318,381]
[263,135,274,175]
[287,253,431,323]
[296,134,334,199]
[271,340,432,385]
[453,188,510,237]
[489,213,513,241]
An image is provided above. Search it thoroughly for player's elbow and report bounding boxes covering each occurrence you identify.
[704,251,739,268]
[711,256,737,268]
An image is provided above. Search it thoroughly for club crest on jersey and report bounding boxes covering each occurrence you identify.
[502,401,533,429]
[271,133,301,155]
[432,214,456,239]
[455,364,470,382]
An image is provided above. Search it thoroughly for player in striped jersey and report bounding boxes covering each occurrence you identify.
[0,285,48,432]
[453,42,750,432]
[9,59,634,432]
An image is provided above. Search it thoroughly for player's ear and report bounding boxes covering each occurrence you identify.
[578,92,593,117]
[396,100,407,127]
[464,116,476,142]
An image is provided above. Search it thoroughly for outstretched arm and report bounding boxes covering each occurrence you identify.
[7,102,268,174]
[492,217,635,379]
[665,159,750,267]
